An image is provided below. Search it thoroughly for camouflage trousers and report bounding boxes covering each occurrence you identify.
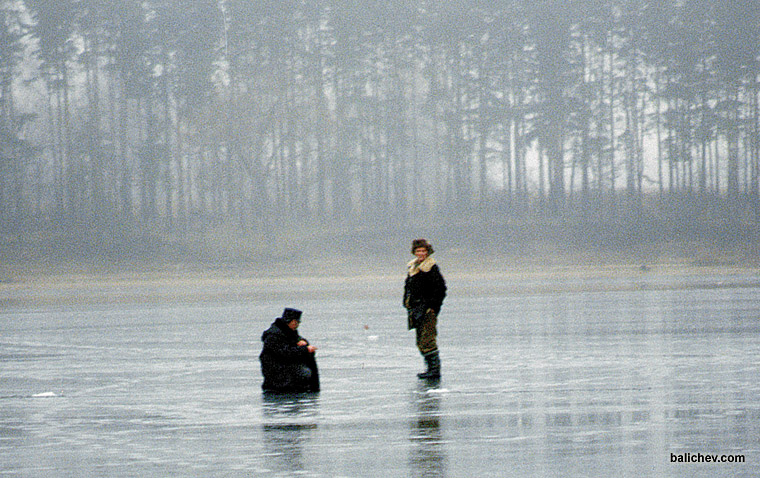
[415,309,438,355]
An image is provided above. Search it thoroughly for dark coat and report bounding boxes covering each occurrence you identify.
[259,318,320,393]
[404,257,447,329]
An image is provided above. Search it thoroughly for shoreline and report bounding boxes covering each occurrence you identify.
[2,246,759,283]
[1,251,758,308]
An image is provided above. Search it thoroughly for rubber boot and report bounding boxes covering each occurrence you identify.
[417,350,441,379]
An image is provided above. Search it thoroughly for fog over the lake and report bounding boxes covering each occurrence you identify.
[2,3,760,477]
[0,0,758,269]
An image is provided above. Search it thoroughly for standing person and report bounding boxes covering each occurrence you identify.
[260,307,320,393]
[404,239,447,379]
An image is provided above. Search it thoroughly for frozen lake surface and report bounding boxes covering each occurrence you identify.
[2,268,760,477]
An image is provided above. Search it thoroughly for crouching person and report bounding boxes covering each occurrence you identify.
[260,308,320,393]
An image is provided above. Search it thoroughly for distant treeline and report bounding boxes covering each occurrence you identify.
[1,0,759,239]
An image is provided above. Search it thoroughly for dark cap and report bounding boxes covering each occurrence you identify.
[280,307,302,322]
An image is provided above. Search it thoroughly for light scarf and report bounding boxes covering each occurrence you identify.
[407,256,436,276]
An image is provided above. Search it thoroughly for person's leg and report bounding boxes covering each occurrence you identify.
[416,310,440,378]
[280,364,313,392]
[420,349,440,379]
[415,309,438,354]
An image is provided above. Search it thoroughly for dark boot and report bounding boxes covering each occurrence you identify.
[417,350,441,379]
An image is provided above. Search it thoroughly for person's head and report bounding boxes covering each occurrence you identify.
[411,238,434,262]
[280,307,302,330]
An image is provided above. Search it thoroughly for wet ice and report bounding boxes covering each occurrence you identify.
[1,270,759,477]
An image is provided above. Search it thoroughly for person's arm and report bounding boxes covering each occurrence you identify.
[297,338,317,353]
[428,266,447,314]
[403,275,412,309]
[265,333,312,362]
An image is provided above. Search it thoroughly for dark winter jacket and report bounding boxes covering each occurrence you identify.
[404,256,447,329]
[260,318,320,393]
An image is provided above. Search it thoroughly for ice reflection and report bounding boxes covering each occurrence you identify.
[409,379,446,477]
[3,274,760,477]
[261,393,319,475]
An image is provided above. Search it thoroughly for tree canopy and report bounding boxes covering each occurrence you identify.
[1,0,759,255]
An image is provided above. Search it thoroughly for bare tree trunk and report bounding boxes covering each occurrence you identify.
[727,87,740,198]
[655,69,664,198]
